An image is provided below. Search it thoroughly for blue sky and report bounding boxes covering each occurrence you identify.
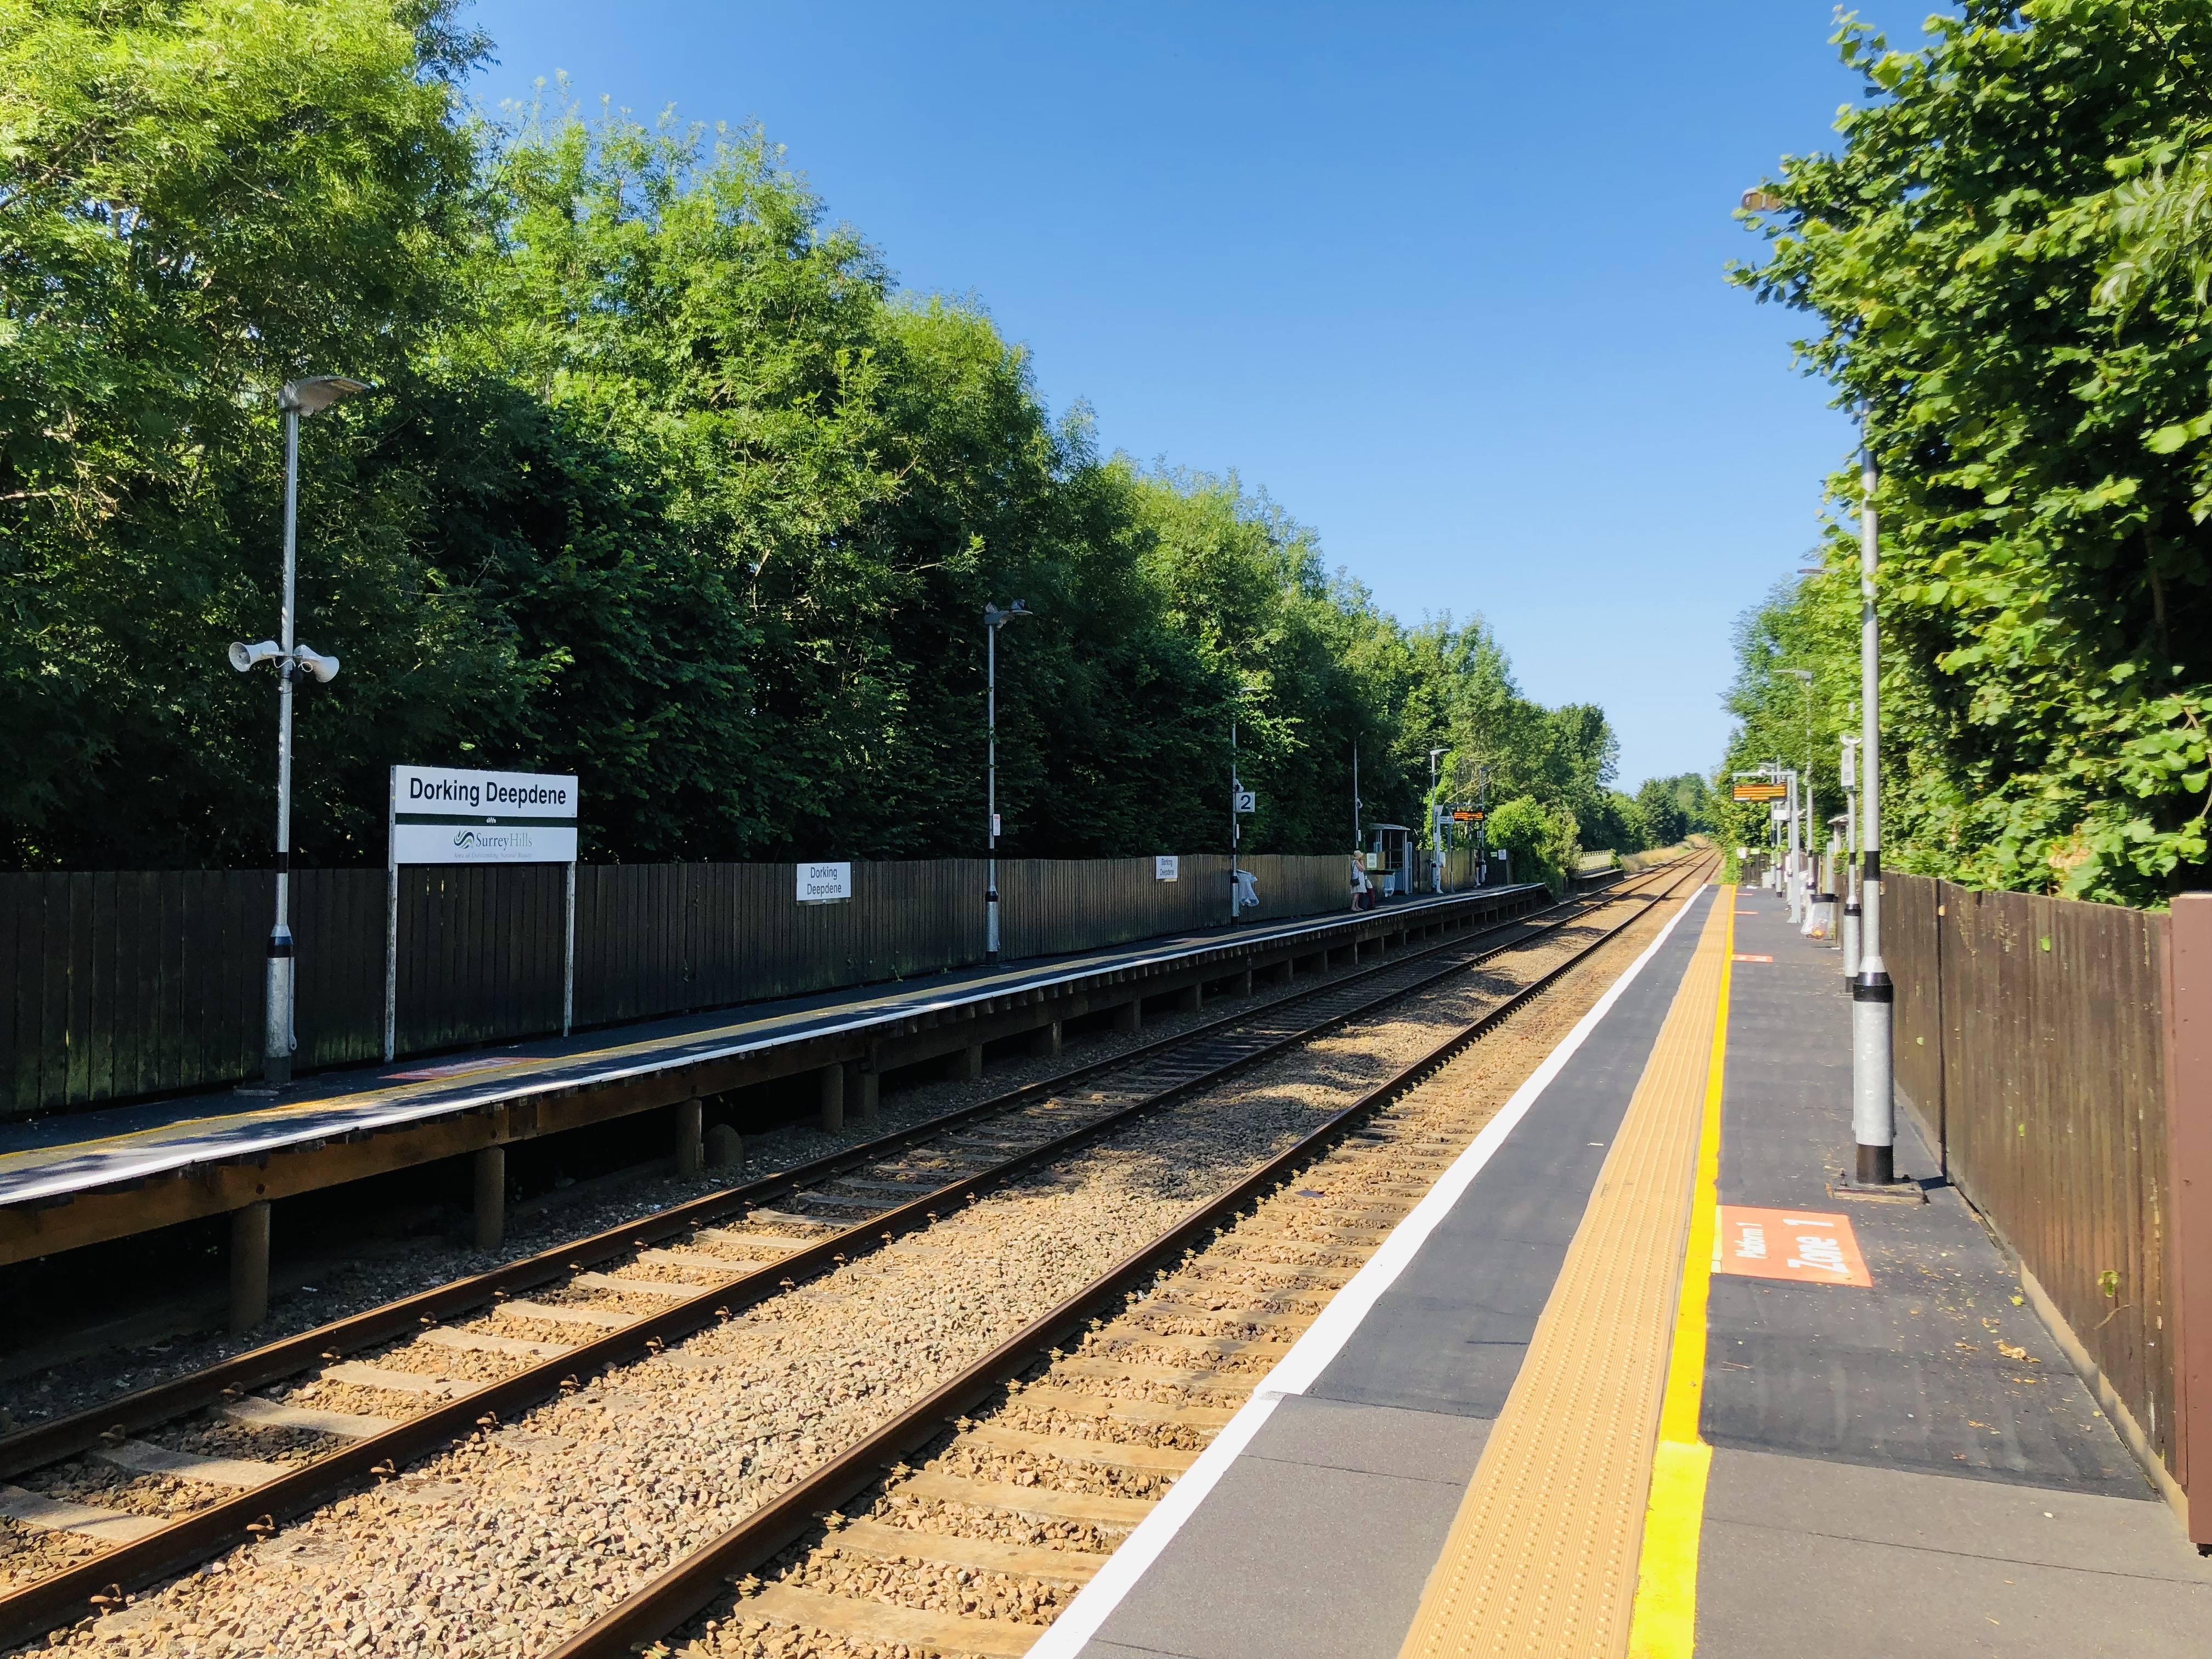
[463,2,1919,791]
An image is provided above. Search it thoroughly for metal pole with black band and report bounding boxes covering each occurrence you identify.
[1850,413,1900,1189]
[228,375,366,1091]
[264,396,301,1090]
[983,601,1029,963]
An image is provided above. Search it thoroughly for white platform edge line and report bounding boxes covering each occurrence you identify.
[0,890,1541,1206]
[1023,882,1713,1659]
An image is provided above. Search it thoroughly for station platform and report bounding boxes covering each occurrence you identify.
[0,884,1548,1270]
[1033,882,2212,1659]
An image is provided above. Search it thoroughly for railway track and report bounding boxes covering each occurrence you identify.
[562,851,1714,1659]
[0,855,1706,1655]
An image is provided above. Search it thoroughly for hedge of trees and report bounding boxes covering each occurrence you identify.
[1726,2,2212,907]
[0,1,1649,872]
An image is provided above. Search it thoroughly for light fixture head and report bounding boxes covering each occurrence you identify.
[1740,189,1785,212]
[228,639,282,672]
[279,375,372,416]
[293,644,340,684]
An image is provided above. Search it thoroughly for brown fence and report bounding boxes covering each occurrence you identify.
[0,853,1353,1119]
[1888,873,2183,1500]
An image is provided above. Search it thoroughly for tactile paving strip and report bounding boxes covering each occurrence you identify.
[1395,893,1730,1658]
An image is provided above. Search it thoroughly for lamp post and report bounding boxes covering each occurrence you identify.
[1427,747,1448,894]
[228,375,368,1091]
[1848,415,1901,1189]
[1782,668,1815,921]
[983,600,1031,963]
[1741,187,1906,1190]
[1229,686,1261,924]
[1840,733,1862,980]
[1473,762,1492,886]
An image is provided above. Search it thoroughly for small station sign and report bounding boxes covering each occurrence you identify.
[798,861,853,903]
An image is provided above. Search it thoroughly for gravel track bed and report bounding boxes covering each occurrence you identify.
[3,961,1336,1433]
[683,874,1701,1659]
[8,883,1688,1656]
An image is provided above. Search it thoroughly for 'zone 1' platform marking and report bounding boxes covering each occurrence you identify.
[1713,1205,1870,1287]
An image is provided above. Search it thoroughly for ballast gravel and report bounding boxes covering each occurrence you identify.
[682,878,1699,1659]
[8,887,1692,1658]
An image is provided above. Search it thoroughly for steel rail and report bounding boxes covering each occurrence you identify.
[0,858,1696,1649]
[541,855,1715,1658]
[0,876,1643,1478]
[0,889,1558,1473]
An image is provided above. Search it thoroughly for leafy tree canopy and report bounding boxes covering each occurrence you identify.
[0,2,1632,870]
[1733,1,2212,906]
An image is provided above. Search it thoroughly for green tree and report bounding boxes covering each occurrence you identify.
[1487,796,1579,896]
[1734,1,2212,905]
[1634,773,1712,846]
[0,0,504,865]
[1713,579,1857,861]
[0,17,1644,873]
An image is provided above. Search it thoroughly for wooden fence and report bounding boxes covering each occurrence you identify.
[0,853,1354,1119]
[1888,873,2194,1520]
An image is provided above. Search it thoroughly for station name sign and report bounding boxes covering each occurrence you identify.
[798,861,853,903]
[390,765,580,865]
[1731,782,1788,803]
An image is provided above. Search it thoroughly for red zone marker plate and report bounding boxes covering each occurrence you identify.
[385,1057,515,1081]
[1730,953,1774,963]
[1713,1205,1871,1288]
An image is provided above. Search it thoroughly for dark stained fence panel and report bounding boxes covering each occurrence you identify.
[1891,876,2174,1474]
[292,868,391,1073]
[2,853,1374,1119]
[0,872,267,1117]
[1245,854,1355,923]
[392,864,567,1057]
[1888,872,1945,1146]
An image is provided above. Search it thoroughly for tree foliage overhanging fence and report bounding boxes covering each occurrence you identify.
[1727,2,2212,906]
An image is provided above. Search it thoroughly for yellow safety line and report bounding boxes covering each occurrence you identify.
[1627,888,1733,1658]
[1395,889,1732,1659]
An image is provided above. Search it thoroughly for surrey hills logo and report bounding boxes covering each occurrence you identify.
[452,828,534,853]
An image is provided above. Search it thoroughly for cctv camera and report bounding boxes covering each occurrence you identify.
[228,640,281,672]
[294,645,340,685]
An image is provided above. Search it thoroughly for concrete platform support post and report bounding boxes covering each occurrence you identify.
[229,1200,271,1334]
[1179,984,1204,1014]
[705,1122,743,1167]
[675,1096,704,1177]
[1116,998,1143,1036]
[1234,969,1254,997]
[856,1063,880,1122]
[817,1065,844,1133]
[1029,1021,1062,1059]
[473,1145,506,1250]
